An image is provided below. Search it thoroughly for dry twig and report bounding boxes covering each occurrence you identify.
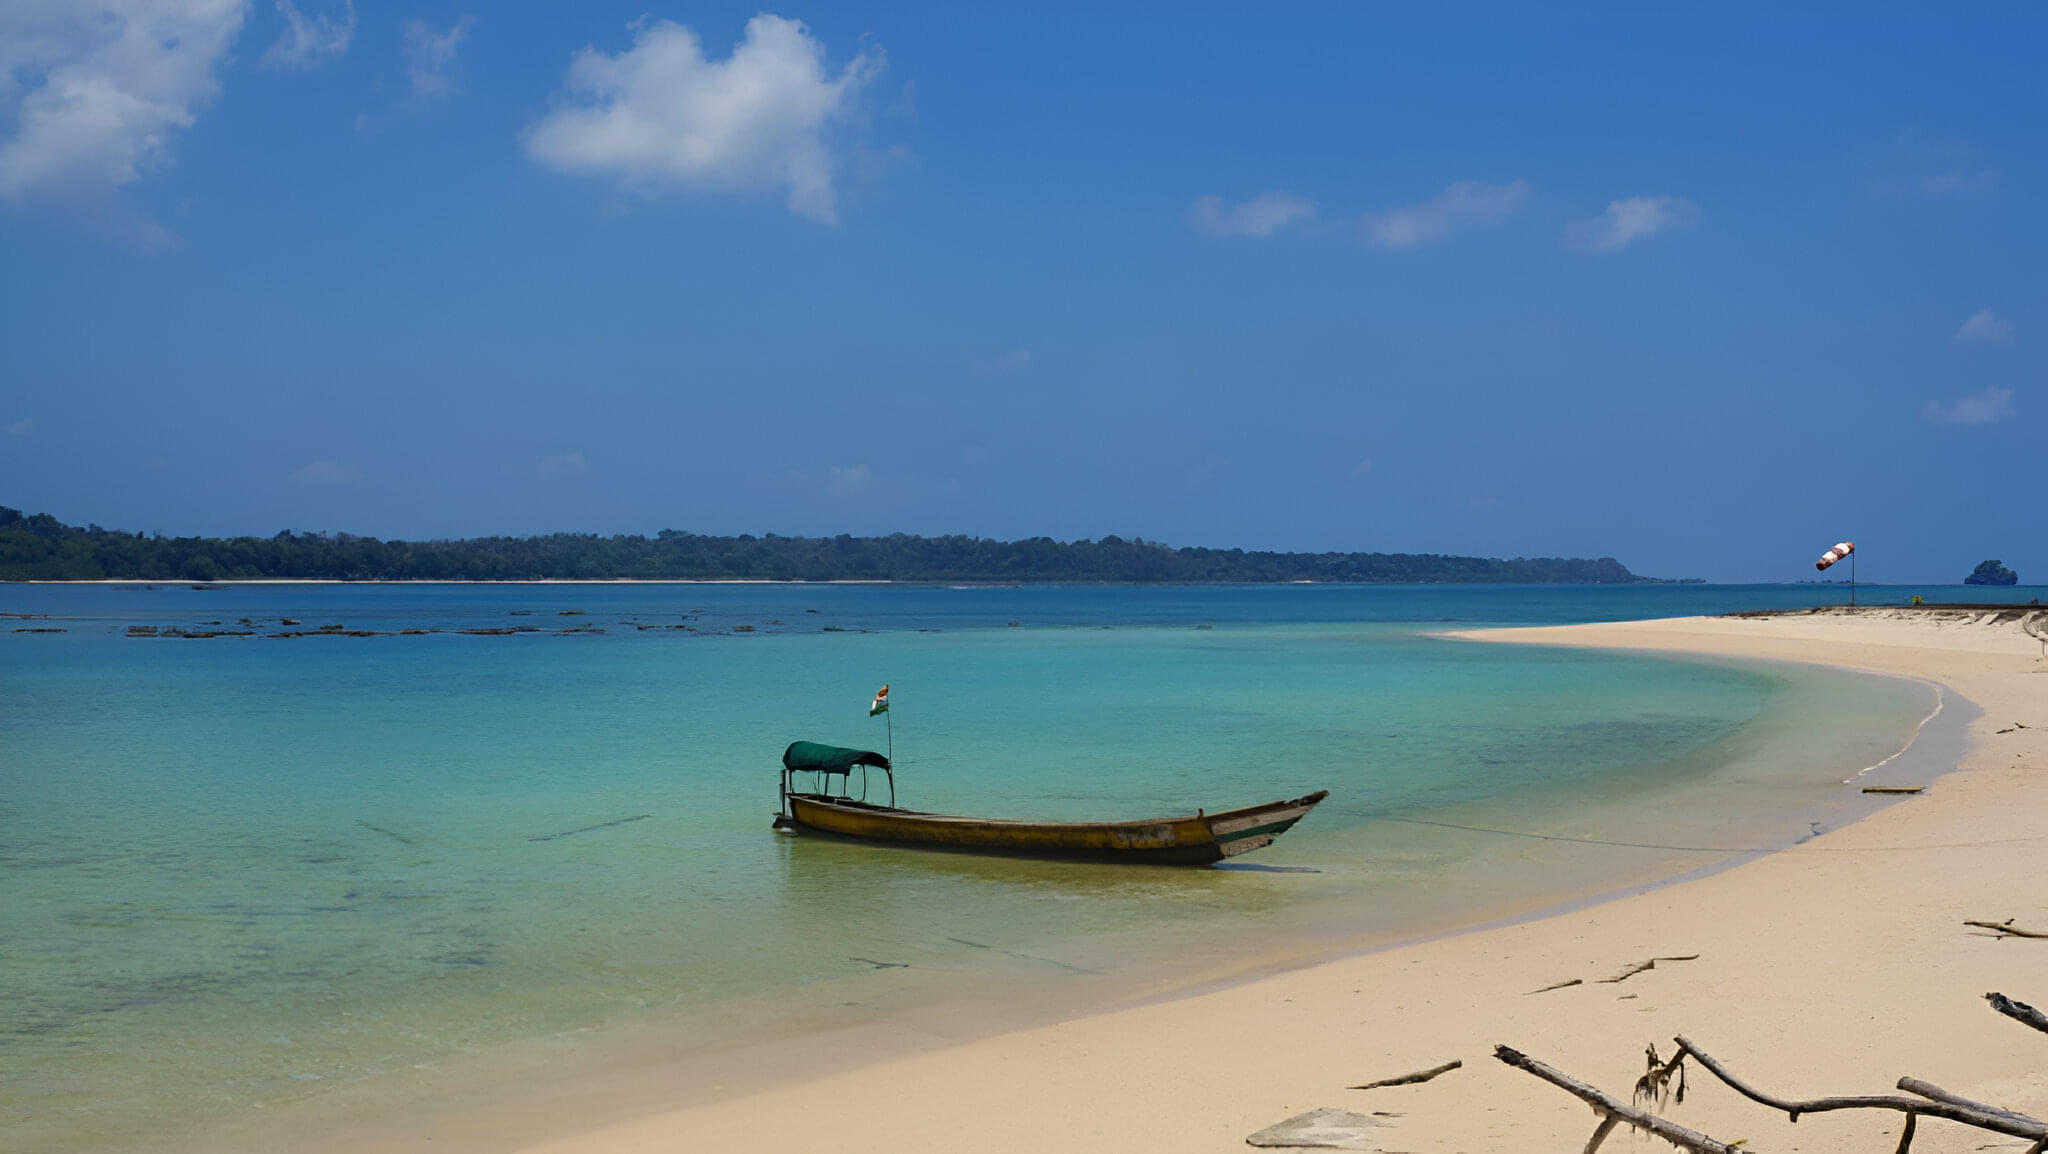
[1600,954,1701,984]
[1348,1059,1461,1090]
[1965,919,2048,940]
[1634,1042,1688,1111]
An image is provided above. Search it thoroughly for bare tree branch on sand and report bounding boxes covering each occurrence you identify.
[1493,992,2046,1153]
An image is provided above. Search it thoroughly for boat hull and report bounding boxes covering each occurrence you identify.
[775,790,1328,865]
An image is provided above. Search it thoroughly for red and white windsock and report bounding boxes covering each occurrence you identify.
[1815,541,1855,572]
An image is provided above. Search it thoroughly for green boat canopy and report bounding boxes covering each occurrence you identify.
[783,740,892,775]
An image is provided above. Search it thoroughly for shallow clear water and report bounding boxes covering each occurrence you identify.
[0,583,1969,1150]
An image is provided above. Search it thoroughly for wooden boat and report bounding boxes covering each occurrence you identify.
[771,741,1328,865]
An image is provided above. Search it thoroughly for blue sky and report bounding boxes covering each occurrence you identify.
[0,3,2040,582]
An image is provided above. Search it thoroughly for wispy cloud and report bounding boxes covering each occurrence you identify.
[402,15,474,97]
[1956,309,2012,344]
[5,418,31,436]
[1920,169,1997,197]
[262,0,354,70]
[536,451,588,478]
[526,15,883,225]
[826,462,872,496]
[1867,131,1999,200]
[293,459,363,484]
[1350,458,1372,477]
[1186,191,1313,238]
[973,348,1031,376]
[1362,180,1528,249]
[0,0,247,242]
[1925,386,2015,425]
[1563,196,1700,253]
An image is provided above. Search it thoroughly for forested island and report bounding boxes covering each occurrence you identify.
[0,507,1660,584]
[1965,559,2020,586]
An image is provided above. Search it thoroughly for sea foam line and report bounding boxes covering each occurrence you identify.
[1844,682,1946,783]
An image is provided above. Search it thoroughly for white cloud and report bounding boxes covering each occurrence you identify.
[973,347,1031,376]
[1921,169,1997,197]
[0,0,247,229]
[402,15,473,97]
[1187,191,1313,238]
[537,451,587,478]
[6,418,32,435]
[1362,180,1528,249]
[1925,386,2015,425]
[1350,458,1372,477]
[826,462,872,496]
[1956,309,2012,344]
[293,459,363,484]
[1563,196,1700,253]
[262,0,352,70]
[525,15,882,225]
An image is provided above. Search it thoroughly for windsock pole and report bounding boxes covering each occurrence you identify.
[1816,541,1857,607]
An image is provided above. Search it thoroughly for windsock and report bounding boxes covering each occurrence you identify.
[1815,541,1855,571]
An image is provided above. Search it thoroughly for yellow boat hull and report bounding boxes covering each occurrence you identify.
[776,790,1328,865]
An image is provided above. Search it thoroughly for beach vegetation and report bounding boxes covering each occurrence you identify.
[0,507,1661,584]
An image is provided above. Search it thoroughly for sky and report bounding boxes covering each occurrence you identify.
[0,2,2041,583]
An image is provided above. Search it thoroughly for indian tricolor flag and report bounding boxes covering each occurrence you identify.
[869,685,890,716]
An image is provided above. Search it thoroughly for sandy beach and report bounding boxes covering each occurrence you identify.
[478,610,2047,1154]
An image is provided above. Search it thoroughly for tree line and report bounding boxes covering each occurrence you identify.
[0,507,1654,584]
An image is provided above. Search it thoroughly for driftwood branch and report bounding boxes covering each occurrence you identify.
[1967,919,2048,940]
[1897,1077,2042,1127]
[1671,1036,2045,1141]
[1493,1045,1743,1154]
[1987,992,2048,1035]
[1348,1059,1461,1089]
[1527,977,1584,995]
[1499,987,2048,1151]
[1890,1110,1915,1154]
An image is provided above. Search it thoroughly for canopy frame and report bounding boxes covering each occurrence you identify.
[780,741,895,815]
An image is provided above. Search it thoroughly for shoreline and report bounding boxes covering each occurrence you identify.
[156,610,2048,1153]
[10,577,908,585]
[522,613,2048,1152]
[13,578,2047,593]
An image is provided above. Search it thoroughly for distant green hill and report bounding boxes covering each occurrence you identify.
[1964,559,2019,586]
[0,506,1659,584]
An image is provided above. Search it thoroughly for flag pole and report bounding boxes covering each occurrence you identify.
[886,704,893,764]
[1851,549,1857,608]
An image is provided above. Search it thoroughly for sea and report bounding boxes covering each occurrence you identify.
[1,581,2036,1151]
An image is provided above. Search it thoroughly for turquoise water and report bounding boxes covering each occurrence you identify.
[0,583,1980,1150]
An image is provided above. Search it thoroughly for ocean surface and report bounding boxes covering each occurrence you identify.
[1,581,2032,1151]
